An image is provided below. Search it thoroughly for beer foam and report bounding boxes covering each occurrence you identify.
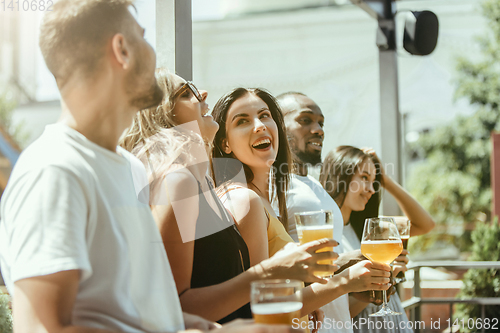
[251,302,303,315]
[297,225,333,230]
[361,239,402,244]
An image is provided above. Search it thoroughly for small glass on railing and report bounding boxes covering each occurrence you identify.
[250,279,303,325]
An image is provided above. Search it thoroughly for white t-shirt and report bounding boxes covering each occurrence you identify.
[0,124,185,332]
[286,174,352,333]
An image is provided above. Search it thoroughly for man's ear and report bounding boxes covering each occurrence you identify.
[221,138,232,154]
[111,34,131,70]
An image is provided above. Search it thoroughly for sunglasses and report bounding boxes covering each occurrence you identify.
[172,81,203,102]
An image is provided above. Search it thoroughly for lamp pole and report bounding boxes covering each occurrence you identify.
[156,0,193,80]
[351,0,402,215]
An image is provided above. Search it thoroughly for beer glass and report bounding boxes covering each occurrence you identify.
[250,279,303,325]
[294,210,334,277]
[361,217,403,316]
[383,216,411,283]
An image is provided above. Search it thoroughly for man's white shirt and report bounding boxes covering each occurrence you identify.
[0,124,184,332]
[286,174,353,333]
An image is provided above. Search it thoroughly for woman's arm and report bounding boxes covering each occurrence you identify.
[153,172,259,321]
[220,187,270,266]
[155,175,337,321]
[383,176,435,236]
[300,260,391,316]
[362,148,436,236]
[222,188,392,317]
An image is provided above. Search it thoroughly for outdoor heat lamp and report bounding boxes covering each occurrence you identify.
[349,0,440,219]
[403,10,439,56]
[350,0,439,55]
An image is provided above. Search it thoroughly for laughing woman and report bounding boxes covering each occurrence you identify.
[121,69,338,324]
[211,88,393,320]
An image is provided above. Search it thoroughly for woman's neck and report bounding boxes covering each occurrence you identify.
[340,205,352,226]
[248,167,270,202]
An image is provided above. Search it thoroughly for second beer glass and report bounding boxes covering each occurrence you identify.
[250,279,303,325]
[294,210,334,278]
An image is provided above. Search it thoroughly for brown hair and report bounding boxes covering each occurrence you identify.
[39,0,135,87]
[319,145,384,240]
[211,88,291,230]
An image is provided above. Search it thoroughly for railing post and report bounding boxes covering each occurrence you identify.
[481,304,485,333]
[414,268,421,333]
[449,303,453,332]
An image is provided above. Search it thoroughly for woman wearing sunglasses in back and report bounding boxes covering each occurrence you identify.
[120,68,337,325]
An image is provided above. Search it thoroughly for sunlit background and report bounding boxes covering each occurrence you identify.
[1,0,499,328]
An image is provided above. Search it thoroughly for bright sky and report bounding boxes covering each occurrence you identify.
[192,0,224,21]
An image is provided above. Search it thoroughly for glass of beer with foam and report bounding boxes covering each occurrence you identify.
[294,210,334,278]
[250,279,303,325]
[360,217,403,317]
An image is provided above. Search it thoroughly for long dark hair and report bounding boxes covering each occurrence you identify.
[211,88,291,231]
[319,145,384,240]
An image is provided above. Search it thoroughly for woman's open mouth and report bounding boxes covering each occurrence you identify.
[252,137,272,150]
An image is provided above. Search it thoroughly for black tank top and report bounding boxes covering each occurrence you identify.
[190,178,252,324]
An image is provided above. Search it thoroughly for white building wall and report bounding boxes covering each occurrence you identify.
[0,0,488,152]
[192,0,485,162]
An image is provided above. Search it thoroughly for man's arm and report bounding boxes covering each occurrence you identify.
[13,270,304,333]
[13,270,119,333]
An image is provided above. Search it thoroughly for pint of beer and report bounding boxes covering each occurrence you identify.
[295,210,334,277]
[250,279,303,325]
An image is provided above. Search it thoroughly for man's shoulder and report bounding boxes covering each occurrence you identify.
[6,125,102,195]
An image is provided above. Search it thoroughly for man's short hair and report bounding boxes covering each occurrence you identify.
[276,91,307,116]
[39,0,135,87]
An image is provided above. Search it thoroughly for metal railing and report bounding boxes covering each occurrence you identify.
[402,261,500,333]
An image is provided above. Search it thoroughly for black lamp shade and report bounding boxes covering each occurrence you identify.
[403,10,439,56]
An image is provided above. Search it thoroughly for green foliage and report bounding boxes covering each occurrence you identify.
[408,0,500,253]
[0,291,12,333]
[0,92,27,148]
[455,218,500,331]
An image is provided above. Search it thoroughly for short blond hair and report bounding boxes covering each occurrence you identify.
[39,0,134,87]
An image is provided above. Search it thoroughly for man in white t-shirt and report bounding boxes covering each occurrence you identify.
[0,2,297,333]
[278,92,389,333]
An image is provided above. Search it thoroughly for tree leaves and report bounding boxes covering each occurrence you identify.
[0,291,12,333]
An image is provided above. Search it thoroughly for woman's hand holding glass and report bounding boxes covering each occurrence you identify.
[336,260,391,293]
[263,239,339,284]
[360,217,403,317]
[392,249,409,280]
